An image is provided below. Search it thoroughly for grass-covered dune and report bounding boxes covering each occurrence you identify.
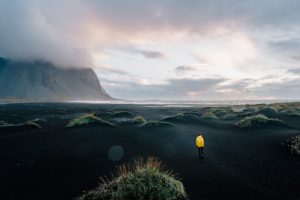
[162,112,200,123]
[130,115,173,128]
[76,157,187,200]
[235,114,285,128]
[66,113,114,128]
[272,102,300,111]
[200,111,219,120]
[0,120,41,129]
[131,115,147,125]
[281,109,300,117]
[242,102,300,117]
[282,135,300,156]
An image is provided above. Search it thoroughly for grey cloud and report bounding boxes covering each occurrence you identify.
[137,50,166,59]
[218,76,300,100]
[103,75,300,100]
[253,78,300,99]
[97,67,129,75]
[102,77,226,100]
[0,0,93,67]
[268,38,300,60]
[288,68,300,74]
[291,55,300,61]
[166,78,225,93]
[2,0,300,67]
[269,38,300,50]
[88,0,300,31]
[174,65,196,74]
[119,47,166,59]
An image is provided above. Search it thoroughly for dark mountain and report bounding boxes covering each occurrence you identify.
[0,58,112,101]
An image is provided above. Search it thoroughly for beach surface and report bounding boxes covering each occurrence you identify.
[0,103,299,200]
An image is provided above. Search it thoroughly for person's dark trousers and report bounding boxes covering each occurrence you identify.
[198,147,204,158]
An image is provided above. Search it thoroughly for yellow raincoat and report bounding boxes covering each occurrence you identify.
[196,135,204,147]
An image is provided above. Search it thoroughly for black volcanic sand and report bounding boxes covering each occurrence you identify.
[0,103,300,200]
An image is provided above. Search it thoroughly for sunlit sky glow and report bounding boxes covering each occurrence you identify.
[1,0,300,100]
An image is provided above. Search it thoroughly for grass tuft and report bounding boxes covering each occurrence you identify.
[22,121,41,128]
[282,109,300,117]
[235,114,284,128]
[76,157,187,200]
[66,113,114,128]
[131,115,147,124]
[162,112,200,122]
[200,112,219,120]
[0,120,41,128]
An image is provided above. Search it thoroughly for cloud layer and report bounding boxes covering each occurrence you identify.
[1,0,300,100]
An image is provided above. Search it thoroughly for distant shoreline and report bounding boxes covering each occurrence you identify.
[0,99,299,107]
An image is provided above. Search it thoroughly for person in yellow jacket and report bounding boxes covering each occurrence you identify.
[195,132,205,159]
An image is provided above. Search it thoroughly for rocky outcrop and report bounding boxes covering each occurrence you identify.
[0,58,112,101]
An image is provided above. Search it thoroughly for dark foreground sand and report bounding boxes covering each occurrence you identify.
[0,103,299,200]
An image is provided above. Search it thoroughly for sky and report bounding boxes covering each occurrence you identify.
[1,0,300,100]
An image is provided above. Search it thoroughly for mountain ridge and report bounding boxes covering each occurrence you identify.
[0,58,112,101]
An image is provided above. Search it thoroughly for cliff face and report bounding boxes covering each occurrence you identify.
[0,58,112,101]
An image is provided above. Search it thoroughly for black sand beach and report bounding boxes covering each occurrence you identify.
[0,103,299,200]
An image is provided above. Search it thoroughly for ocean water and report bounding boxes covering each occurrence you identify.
[0,99,298,107]
[67,99,298,107]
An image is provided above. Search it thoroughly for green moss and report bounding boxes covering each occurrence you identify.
[282,109,300,117]
[0,120,41,128]
[235,114,284,128]
[274,102,300,110]
[210,108,229,118]
[21,121,41,128]
[257,106,278,114]
[200,112,219,120]
[76,157,187,200]
[66,113,114,128]
[131,115,147,124]
[162,112,200,122]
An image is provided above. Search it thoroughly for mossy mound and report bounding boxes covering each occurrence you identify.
[282,109,300,117]
[257,107,278,115]
[235,114,284,128]
[200,112,219,120]
[281,135,300,156]
[20,121,41,128]
[138,121,173,128]
[272,102,300,112]
[0,120,41,128]
[32,118,46,123]
[131,115,147,125]
[240,107,258,115]
[66,113,114,128]
[76,157,187,200]
[241,106,258,113]
[208,108,230,118]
